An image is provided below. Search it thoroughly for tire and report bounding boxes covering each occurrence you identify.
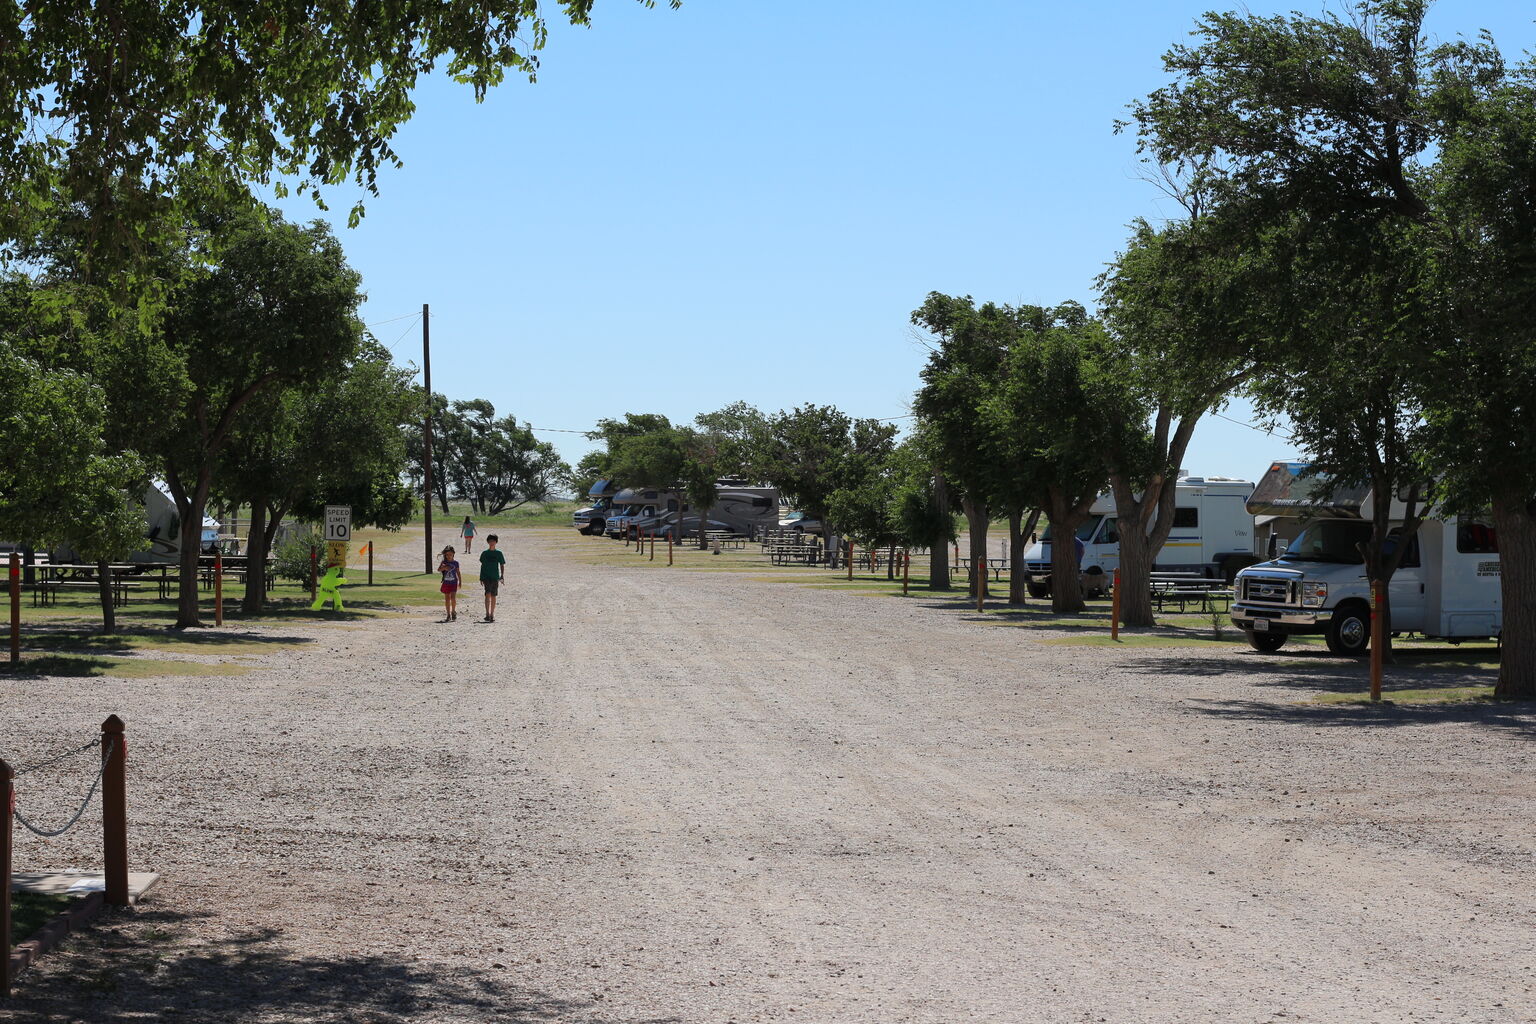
[1084,566,1106,599]
[1245,630,1286,652]
[1325,603,1371,656]
[590,520,605,536]
[1027,581,1051,600]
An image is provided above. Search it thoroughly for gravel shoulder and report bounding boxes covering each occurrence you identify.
[3,528,1532,1023]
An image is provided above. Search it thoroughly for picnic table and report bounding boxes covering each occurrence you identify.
[1148,572,1234,613]
[768,542,823,566]
[31,564,143,607]
[957,556,1012,582]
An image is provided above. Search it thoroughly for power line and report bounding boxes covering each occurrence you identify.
[365,311,423,328]
[1212,409,1294,442]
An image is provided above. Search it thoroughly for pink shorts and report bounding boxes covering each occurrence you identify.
[440,583,459,594]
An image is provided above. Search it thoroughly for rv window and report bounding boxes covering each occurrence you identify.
[1457,516,1498,554]
[1097,518,1119,544]
[1041,518,1102,543]
[1383,530,1420,569]
[667,500,679,512]
[1172,507,1198,528]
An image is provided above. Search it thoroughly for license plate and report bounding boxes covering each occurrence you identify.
[1254,618,1270,631]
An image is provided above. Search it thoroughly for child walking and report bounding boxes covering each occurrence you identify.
[460,516,477,553]
[437,545,461,622]
[479,534,506,623]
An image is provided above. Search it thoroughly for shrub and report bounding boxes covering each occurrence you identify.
[273,525,324,583]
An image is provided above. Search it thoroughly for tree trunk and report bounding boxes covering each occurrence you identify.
[961,496,989,602]
[1492,494,1536,700]
[242,501,269,614]
[1117,522,1156,627]
[1010,509,1040,605]
[1008,510,1024,604]
[1046,488,1086,614]
[929,473,952,590]
[698,504,710,550]
[173,471,213,628]
[96,559,115,634]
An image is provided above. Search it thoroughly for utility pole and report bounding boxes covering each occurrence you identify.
[422,303,434,574]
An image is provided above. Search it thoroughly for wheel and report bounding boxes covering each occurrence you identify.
[1245,630,1286,652]
[1325,603,1371,656]
[589,520,605,536]
[1027,581,1051,599]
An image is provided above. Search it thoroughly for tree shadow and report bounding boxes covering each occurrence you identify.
[1122,650,1499,693]
[7,906,683,1023]
[22,626,315,652]
[1174,696,1536,735]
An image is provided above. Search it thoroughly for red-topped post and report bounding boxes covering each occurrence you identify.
[101,716,128,907]
[2,757,13,993]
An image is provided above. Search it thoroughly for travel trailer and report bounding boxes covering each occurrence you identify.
[1022,476,1257,598]
[1230,461,1502,654]
[40,481,220,566]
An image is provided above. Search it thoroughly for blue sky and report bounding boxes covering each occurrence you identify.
[272,0,1536,484]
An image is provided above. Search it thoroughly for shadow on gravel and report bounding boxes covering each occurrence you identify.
[1124,652,1496,692]
[7,907,681,1024]
[1176,697,1535,735]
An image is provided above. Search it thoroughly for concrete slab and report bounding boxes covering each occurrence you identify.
[10,871,159,904]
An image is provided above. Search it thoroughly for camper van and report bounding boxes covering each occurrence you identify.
[1022,476,1257,598]
[572,480,622,535]
[1230,461,1502,654]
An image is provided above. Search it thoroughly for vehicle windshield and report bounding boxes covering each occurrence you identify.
[592,498,612,510]
[1040,516,1102,543]
[1280,521,1371,563]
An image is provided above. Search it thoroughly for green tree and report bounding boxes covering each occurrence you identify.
[889,426,958,590]
[219,342,418,612]
[0,1,678,286]
[1125,0,1495,662]
[985,303,1114,614]
[1423,70,1536,698]
[154,208,366,627]
[1097,211,1256,626]
[438,399,568,515]
[758,405,897,568]
[0,344,144,631]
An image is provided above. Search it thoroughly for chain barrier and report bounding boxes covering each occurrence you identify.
[12,736,100,777]
[11,737,116,838]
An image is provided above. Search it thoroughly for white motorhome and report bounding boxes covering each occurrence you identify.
[1022,476,1256,598]
[572,480,621,535]
[40,481,220,565]
[1230,461,1502,655]
[614,483,781,539]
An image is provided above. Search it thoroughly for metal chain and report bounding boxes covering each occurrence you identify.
[12,738,115,838]
[11,736,101,778]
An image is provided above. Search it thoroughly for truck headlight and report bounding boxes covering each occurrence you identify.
[1302,582,1327,607]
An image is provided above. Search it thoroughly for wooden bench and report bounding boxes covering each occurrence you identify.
[34,579,141,607]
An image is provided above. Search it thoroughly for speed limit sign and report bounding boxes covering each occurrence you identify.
[324,505,352,543]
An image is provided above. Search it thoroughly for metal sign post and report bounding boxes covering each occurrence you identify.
[324,506,352,569]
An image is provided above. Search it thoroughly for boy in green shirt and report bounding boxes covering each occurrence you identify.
[479,534,506,622]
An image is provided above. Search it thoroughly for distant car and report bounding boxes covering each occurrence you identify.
[778,511,821,533]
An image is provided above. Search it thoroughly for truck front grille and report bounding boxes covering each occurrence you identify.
[1242,578,1293,604]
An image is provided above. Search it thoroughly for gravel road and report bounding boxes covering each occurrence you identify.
[3,529,1533,1023]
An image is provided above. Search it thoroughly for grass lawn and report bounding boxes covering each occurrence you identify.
[1313,685,1498,705]
[10,892,75,945]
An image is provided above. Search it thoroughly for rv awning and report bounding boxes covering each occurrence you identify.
[1246,462,1370,518]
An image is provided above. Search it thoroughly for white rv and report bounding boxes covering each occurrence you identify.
[1230,461,1502,654]
[1022,476,1256,598]
[603,482,780,539]
[572,480,621,535]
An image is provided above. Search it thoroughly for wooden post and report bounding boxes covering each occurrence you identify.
[1111,568,1121,641]
[903,550,910,596]
[847,541,853,581]
[2,758,12,995]
[368,542,374,586]
[668,533,673,566]
[101,715,128,907]
[309,545,317,601]
[1370,579,1384,702]
[8,551,17,664]
[214,551,224,626]
[649,532,655,561]
[422,302,434,575]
